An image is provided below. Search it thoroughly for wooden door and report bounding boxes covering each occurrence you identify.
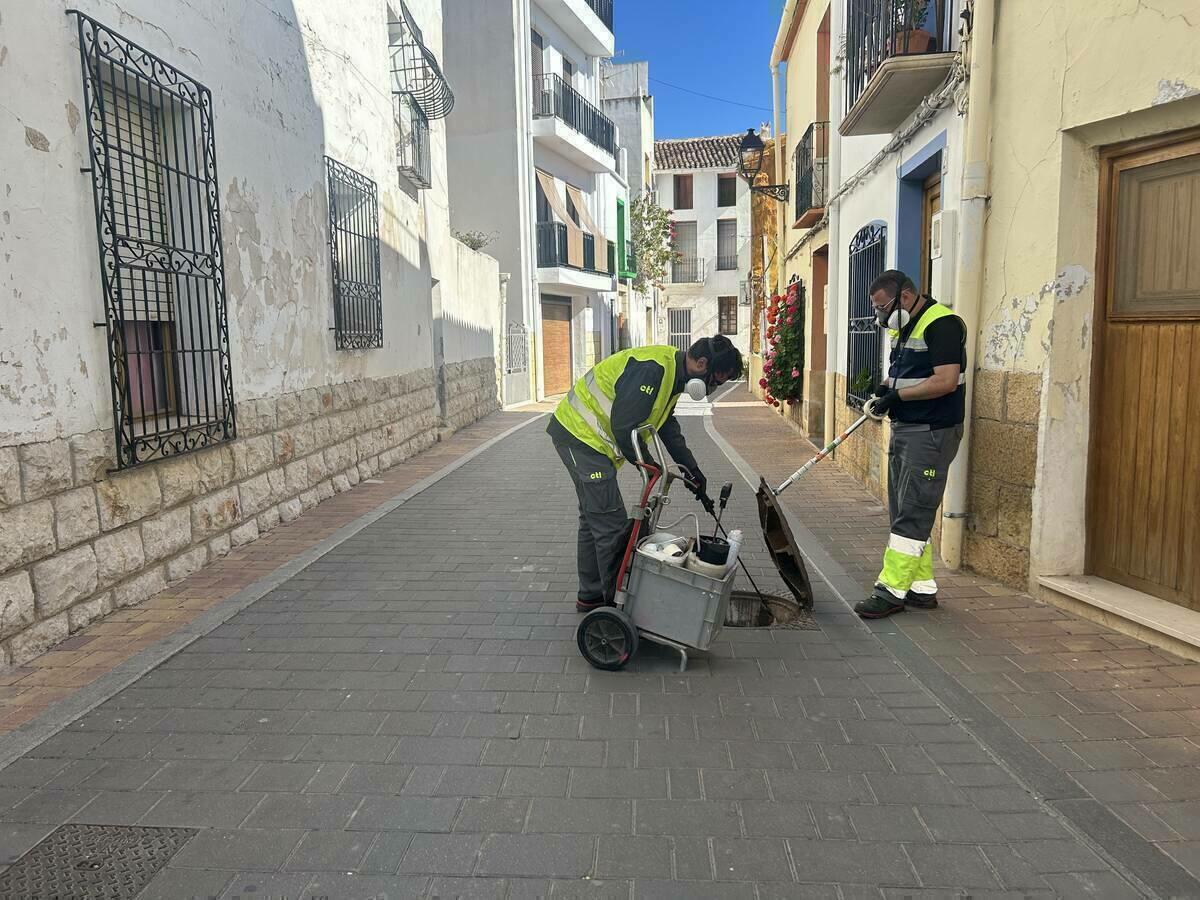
[1088,129,1200,610]
[921,171,942,295]
[541,298,572,396]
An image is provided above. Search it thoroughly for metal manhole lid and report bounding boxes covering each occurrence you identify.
[0,823,196,899]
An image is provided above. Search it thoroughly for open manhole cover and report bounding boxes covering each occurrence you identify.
[0,823,195,899]
[725,590,819,629]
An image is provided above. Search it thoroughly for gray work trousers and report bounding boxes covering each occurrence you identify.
[879,422,963,598]
[552,435,631,603]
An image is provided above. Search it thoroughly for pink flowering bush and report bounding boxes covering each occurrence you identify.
[761,282,804,408]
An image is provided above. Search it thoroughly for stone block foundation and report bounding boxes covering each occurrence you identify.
[0,359,497,667]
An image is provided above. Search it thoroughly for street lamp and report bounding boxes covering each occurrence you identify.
[737,128,789,202]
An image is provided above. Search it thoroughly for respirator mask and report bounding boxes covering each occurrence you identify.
[685,378,708,401]
[875,294,911,330]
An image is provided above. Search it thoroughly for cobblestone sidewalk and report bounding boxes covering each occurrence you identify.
[0,400,1192,898]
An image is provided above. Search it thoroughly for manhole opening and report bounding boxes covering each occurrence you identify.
[724,590,817,629]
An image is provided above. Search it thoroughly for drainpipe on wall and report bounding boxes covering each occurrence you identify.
[770,63,787,296]
[940,0,996,570]
[822,37,844,450]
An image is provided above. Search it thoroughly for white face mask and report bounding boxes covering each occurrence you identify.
[685,378,707,402]
[875,295,911,330]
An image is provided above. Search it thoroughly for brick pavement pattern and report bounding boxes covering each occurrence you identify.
[0,398,1193,897]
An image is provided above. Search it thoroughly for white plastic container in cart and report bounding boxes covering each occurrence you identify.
[574,425,737,672]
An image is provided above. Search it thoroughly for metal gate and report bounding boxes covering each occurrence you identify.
[668,308,692,352]
[846,223,887,408]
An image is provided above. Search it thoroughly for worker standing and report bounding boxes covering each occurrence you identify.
[548,336,743,612]
[856,270,967,619]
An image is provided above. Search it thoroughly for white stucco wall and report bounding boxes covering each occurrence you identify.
[0,0,493,446]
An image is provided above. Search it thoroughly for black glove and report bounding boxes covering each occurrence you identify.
[683,466,707,499]
[869,387,901,416]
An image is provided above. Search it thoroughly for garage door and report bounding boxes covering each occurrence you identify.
[541,298,572,396]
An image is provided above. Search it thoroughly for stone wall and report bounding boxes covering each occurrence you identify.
[831,374,887,503]
[0,369,471,667]
[443,357,501,433]
[963,369,1039,588]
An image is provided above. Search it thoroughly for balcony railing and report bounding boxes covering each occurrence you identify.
[671,257,705,284]
[395,92,431,189]
[532,73,617,158]
[624,240,637,276]
[607,240,616,275]
[717,254,738,272]
[536,222,610,277]
[845,0,951,114]
[794,121,829,227]
[585,0,614,32]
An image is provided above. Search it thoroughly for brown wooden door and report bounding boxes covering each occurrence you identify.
[921,171,942,295]
[1088,129,1200,610]
[541,298,572,396]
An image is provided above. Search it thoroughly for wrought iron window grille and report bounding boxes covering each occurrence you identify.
[325,157,384,351]
[388,2,454,121]
[845,0,951,115]
[394,92,431,189]
[846,223,887,410]
[70,9,236,470]
[794,121,830,224]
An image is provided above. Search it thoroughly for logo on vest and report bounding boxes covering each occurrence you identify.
[923,468,937,479]
[639,384,655,395]
[589,471,604,480]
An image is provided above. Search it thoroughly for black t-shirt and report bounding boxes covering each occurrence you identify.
[891,301,966,428]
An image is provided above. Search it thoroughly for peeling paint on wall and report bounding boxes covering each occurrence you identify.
[65,101,80,134]
[983,266,1092,370]
[1153,78,1199,105]
[23,127,49,152]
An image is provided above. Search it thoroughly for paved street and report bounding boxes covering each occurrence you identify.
[0,398,1197,898]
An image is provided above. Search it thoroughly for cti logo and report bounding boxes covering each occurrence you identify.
[589,471,604,480]
[639,384,655,395]
[923,468,937,478]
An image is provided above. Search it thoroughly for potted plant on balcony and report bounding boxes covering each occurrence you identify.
[893,0,934,55]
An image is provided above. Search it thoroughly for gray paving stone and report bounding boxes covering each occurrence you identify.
[981,844,1053,891]
[69,790,165,825]
[917,804,1005,843]
[476,834,595,878]
[400,832,484,875]
[867,773,969,806]
[634,881,756,899]
[171,827,304,870]
[76,759,162,792]
[283,829,376,871]
[1042,871,1143,899]
[768,771,873,804]
[7,789,98,824]
[305,873,430,898]
[139,791,265,828]
[701,769,770,800]
[905,843,1001,888]
[635,800,741,836]
[145,761,259,792]
[243,793,361,830]
[429,876,510,898]
[788,839,917,886]
[848,804,930,842]
[297,734,397,762]
[138,866,234,900]
[502,766,569,798]
[712,838,794,882]
[548,879,632,899]
[352,795,460,832]
[527,798,631,834]
[597,835,672,878]
[360,831,414,874]
[1010,838,1112,873]
[571,768,667,799]
[453,798,530,833]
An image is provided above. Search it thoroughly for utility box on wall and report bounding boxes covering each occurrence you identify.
[930,210,956,305]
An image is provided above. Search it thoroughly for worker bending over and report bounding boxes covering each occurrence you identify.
[548,337,744,612]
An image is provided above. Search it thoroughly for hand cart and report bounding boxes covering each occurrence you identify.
[574,426,738,673]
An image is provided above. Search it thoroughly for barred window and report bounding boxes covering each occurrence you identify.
[71,11,236,469]
[325,157,384,350]
[846,223,887,409]
[718,297,738,335]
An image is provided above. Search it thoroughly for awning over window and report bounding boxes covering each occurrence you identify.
[536,170,584,268]
[388,3,454,120]
[565,185,609,273]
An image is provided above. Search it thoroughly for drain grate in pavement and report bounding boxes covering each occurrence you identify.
[725,590,820,629]
[0,823,196,899]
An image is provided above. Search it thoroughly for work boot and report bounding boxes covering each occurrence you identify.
[576,597,610,613]
[904,590,938,610]
[854,590,905,619]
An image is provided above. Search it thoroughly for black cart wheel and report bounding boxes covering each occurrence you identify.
[576,608,638,671]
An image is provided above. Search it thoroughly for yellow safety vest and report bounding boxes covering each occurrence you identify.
[552,346,681,465]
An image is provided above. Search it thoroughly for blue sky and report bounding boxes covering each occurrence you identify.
[614,1,783,140]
